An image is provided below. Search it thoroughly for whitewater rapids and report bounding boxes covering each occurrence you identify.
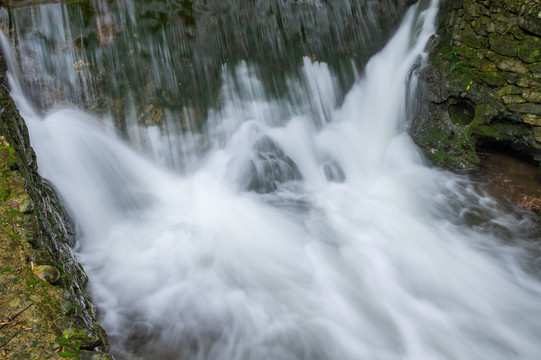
[3,0,541,359]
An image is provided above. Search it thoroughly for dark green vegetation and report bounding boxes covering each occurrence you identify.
[411,0,541,170]
[0,52,112,358]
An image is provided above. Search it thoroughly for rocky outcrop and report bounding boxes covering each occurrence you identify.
[0,52,112,358]
[411,0,541,170]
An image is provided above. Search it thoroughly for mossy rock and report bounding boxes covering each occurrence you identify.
[479,70,507,87]
[0,50,112,357]
[508,103,541,115]
[6,186,32,213]
[519,14,541,37]
[489,33,518,57]
[529,62,541,76]
[463,0,487,17]
[449,100,475,125]
[76,351,115,360]
[413,0,541,171]
[518,37,541,64]
[33,265,60,284]
[460,24,489,49]
[497,58,530,74]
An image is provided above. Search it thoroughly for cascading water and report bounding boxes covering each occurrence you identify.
[3,0,541,359]
[2,0,413,171]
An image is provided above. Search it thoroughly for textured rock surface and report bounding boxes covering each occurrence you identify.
[411,0,541,170]
[0,52,112,358]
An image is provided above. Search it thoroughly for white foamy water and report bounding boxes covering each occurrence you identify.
[3,0,541,359]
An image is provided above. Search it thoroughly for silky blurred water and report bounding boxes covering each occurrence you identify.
[3,0,541,359]
[2,0,414,171]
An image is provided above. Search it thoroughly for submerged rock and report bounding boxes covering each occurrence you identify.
[245,136,303,193]
[518,195,541,212]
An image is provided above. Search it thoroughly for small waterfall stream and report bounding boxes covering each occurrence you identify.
[2,0,541,359]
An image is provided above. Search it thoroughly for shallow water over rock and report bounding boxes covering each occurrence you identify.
[477,151,541,213]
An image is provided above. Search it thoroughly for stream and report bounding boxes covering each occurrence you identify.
[2,0,541,359]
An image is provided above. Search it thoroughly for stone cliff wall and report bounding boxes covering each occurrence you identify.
[411,0,541,170]
[5,0,413,131]
[0,52,112,358]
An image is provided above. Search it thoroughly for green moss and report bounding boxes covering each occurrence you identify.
[26,279,40,287]
[58,350,79,358]
[0,50,110,358]
[0,174,9,201]
[432,150,448,164]
[450,51,463,69]
[0,266,15,274]
[449,101,475,125]
[1,146,16,162]
[523,49,540,64]
[423,145,478,169]
[518,36,541,64]
[479,70,506,86]
[8,208,24,219]
[455,45,477,60]
[413,117,480,170]
[471,122,530,140]
[55,262,66,275]
[56,326,101,354]
[0,189,8,201]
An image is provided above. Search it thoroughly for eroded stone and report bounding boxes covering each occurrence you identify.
[461,24,489,48]
[530,62,541,77]
[534,127,541,142]
[519,15,541,37]
[518,37,541,64]
[494,85,522,96]
[508,103,541,114]
[523,114,541,126]
[523,90,541,103]
[489,33,517,57]
[497,58,530,74]
[517,77,541,87]
[464,0,486,17]
[502,95,527,104]
[6,187,32,213]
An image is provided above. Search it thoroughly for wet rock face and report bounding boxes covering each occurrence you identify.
[3,0,413,131]
[411,0,541,170]
[0,53,112,358]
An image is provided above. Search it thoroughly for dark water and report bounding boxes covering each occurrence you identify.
[478,152,541,205]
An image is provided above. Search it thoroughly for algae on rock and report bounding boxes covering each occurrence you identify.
[412,0,541,170]
[0,50,112,358]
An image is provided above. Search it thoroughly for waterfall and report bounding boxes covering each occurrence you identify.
[3,0,541,359]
